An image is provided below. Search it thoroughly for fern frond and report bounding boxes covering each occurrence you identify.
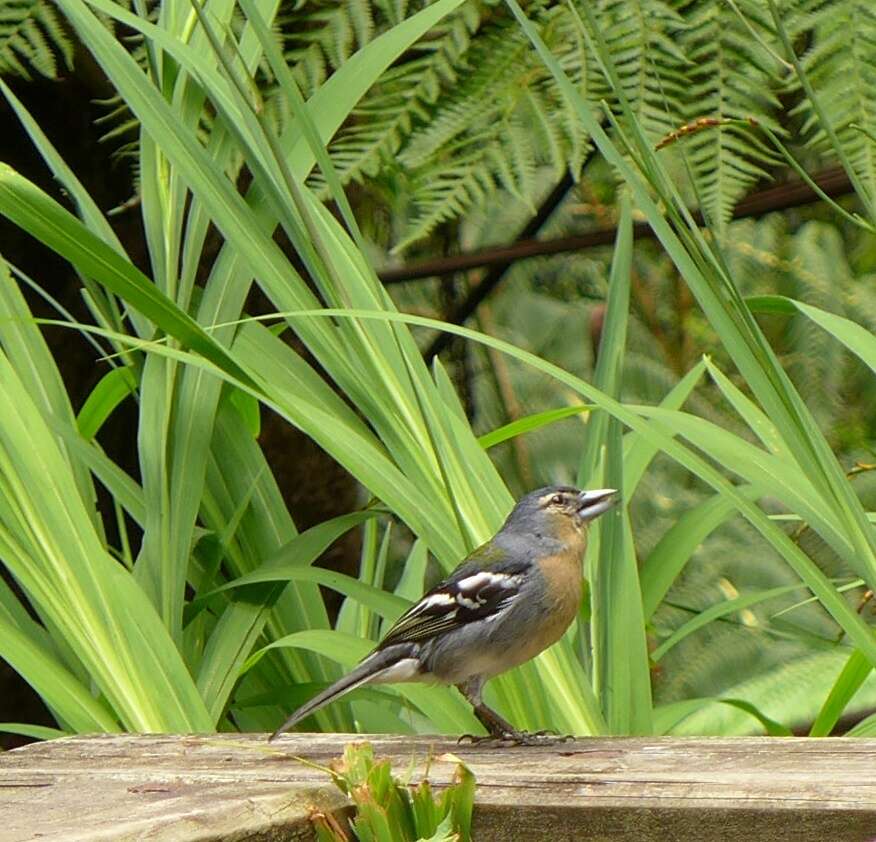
[394,149,497,251]
[305,3,480,199]
[0,0,74,79]
[789,0,876,207]
[674,0,784,229]
[387,6,599,248]
[398,17,536,169]
[279,0,375,95]
[521,88,564,178]
[593,0,689,139]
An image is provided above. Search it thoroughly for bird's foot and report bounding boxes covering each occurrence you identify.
[514,729,575,746]
[457,729,575,747]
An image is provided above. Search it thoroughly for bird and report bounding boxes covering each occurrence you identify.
[269,485,617,745]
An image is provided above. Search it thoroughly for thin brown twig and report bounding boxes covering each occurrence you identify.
[379,166,853,286]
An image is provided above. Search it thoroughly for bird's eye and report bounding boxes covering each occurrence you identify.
[550,494,563,506]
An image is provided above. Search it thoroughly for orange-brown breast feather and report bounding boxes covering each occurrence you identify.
[525,530,587,659]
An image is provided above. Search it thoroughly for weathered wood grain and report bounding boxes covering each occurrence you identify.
[2,734,875,841]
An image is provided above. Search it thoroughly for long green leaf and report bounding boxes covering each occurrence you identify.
[0,167,255,389]
[506,0,876,593]
[0,613,117,732]
[809,649,872,737]
[268,308,876,672]
[77,368,138,440]
[640,488,761,620]
[748,295,876,376]
[651,584,804,662]
[585,197,652,734]
[478,405,592,450]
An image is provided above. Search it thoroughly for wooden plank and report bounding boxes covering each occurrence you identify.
[2,734,876,841]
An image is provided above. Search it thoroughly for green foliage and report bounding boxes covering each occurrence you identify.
[790,0,876,206]
[0,0,875,751]
[311,742,474,842]
[674,0,784,229]
[431,197,876,733]
[588,0,686,137]
[309,0,876,245]
[8,0,874,246]
[0,0,73,78]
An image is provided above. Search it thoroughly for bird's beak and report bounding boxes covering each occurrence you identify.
[576,488,618,521]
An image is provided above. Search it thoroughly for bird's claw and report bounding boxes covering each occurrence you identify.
[457,730,575,747]
[515,729,575,746]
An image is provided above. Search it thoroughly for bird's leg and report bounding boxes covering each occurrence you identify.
[455,680,574,746]
[471,699,522,740]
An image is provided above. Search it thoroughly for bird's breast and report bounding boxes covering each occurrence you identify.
[531,545,585,643]
[469,546,585,677]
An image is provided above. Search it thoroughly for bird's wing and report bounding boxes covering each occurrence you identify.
[378,550,529,648]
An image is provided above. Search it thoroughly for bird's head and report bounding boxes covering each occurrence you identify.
[503,485,618,538]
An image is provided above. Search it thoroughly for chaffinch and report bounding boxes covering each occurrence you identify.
[270,485,617,744]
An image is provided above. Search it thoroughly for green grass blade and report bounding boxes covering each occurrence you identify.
[640,488,761,620]
[0,612,118,732]
[719,698,792,737]
[76,367,138,440]
[651,584,805,663]
[0,166,255,389]
[581,197,652,734]
[846,711,876,737]
[0,252,100,521]
[478,405,593,450]
[748,295,876,376]
[196,564,410,622]
[704,359,785,455]
[0,723,68,741]
[577,194,633,487]
[654,697,791,737]
[808,649,872,737]
[623,359,707,494]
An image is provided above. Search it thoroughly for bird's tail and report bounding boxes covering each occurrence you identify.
[269,644,417,741]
